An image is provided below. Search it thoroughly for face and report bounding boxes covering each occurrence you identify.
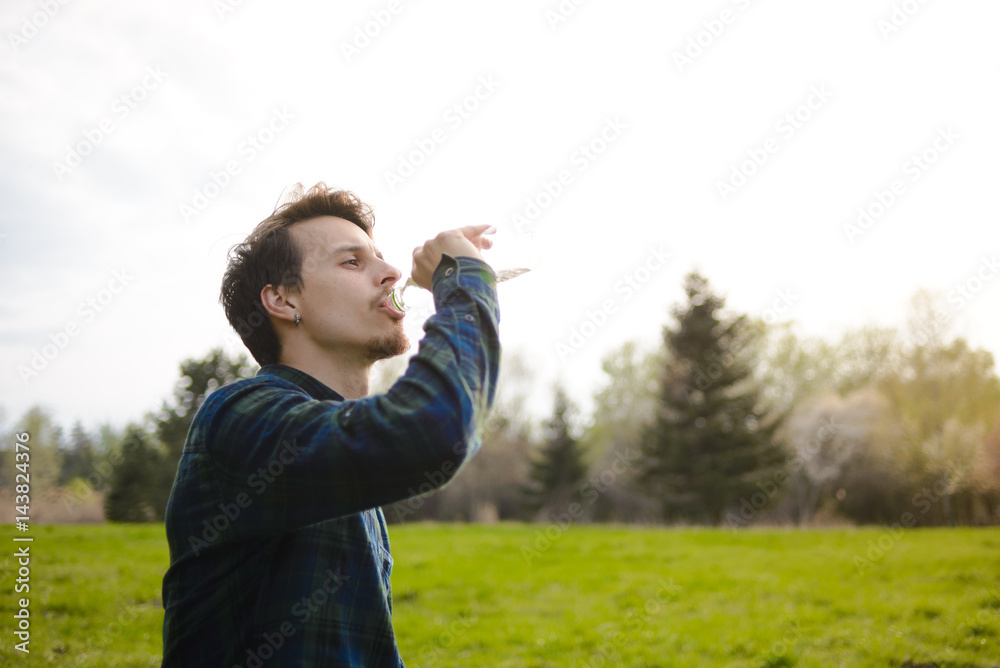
[288,216,409,362]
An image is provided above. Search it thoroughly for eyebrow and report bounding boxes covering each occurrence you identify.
[330,244,384,260]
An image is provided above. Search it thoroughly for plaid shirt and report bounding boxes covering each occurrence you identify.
[161,255,500,667]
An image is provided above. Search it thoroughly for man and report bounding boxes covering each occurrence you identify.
[161,183,500,667]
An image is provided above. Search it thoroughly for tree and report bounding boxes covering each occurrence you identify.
[778,388,897,524]
[151,348,258,517]
[579,341,662,522]
[58,421,98,486]
[104,425,159,522]
[636,272,785,525]
[581,340,660,465]
[974,418,1000,523]
[155,347,258,459]
[830,326,900,395]
[876,292,1000,525]
[977,417,1000,495]
[384,347,537,523]
[750,322,899,418]
[522,385,587,518]
[4,407,65,494]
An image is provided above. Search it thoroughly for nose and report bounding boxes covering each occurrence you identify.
[380,259,403,287]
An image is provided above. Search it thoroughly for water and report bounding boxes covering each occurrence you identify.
[390,266,532,313]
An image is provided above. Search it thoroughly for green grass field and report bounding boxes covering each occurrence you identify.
[0,523,998,667]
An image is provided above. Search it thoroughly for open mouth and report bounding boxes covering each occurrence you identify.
[378,296,406,319]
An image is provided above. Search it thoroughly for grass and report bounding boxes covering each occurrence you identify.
[0,523,998,666]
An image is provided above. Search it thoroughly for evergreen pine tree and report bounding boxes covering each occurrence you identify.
[636,272,785,525]
[522,386,587,517]
[104,425,158,522]
[58,421,98,485]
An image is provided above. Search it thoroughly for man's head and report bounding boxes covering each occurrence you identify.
[221,183,408,367]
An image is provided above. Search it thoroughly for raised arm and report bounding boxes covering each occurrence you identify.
[196,253,499,537]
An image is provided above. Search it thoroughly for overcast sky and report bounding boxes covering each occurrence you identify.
[1,0,998,434]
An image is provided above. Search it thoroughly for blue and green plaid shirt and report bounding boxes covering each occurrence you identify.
[161,255,500,667]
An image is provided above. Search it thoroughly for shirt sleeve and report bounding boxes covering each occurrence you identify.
[200,254,500,536]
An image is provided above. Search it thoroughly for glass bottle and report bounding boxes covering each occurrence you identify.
[389,222,540,313]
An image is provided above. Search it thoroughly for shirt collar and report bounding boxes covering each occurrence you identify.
[256,364,345,402]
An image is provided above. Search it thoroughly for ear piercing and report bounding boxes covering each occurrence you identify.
[294,313,301,327]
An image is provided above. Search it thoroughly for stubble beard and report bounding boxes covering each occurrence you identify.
[364,324,410,362]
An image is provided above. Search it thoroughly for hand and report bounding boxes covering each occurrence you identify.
[410,224,495,289]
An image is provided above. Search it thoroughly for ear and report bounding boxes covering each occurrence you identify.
[260,284,298,326]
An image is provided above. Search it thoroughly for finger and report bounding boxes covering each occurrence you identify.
[458,224,494,250]
[458,224,493,240]
[463,233,492,251]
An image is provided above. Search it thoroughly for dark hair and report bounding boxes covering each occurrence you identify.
[220,183,374,366]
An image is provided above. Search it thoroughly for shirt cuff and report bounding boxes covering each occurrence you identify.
[431,254,499,312]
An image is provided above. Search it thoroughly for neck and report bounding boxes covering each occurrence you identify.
[278,346,372,400]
